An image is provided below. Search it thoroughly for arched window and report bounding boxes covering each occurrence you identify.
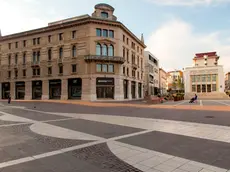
[72,45,76,57]
[59,47,63,58]
[101,12,108,18]
[108,45,114,56]
[102,44,108,56]
[48,49,52,61]
[96,43,101,56]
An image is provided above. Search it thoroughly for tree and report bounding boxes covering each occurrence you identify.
[177,77,184,91]
[172,81,177,90]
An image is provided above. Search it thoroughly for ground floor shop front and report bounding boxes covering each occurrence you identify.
[0,77,144,101]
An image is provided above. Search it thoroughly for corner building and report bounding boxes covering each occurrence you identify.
[0,4,146,101]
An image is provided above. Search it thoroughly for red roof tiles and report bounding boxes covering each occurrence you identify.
[195,52,217,58]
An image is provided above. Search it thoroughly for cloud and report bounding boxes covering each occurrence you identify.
[146,19,230,72]
[145,0,230,6]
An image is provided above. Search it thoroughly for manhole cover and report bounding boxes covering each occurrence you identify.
[205,116,214,118]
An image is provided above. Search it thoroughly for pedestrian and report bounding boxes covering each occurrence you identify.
[8,94,11,104]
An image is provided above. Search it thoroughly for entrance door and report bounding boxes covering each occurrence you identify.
[32,81,42,99]
[123,80,128,99]
[131,81,136,99]
[49,80,61,99]
[2,83,10,99]
[15,82,25,99]
[68,78,82,99]
[96,87,114,99]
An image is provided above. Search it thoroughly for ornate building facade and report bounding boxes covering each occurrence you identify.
[184,52,227,99]
[0,3,146,101]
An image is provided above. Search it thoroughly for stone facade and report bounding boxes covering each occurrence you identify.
[144,51,159,96]
[0,3,146,101]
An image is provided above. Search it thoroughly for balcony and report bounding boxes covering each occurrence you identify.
[132,63,138,69]
[84,55,125,64]
[31,61,40,67]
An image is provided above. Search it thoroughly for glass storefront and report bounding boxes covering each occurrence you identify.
[68,78,82,99]
[138,83,142,98]
[96,78,114,99]
[2,82,10,99]
[32,81,42,99]
[123,80,128,99]
[49,80,61,99]
[131,81,136,99]
[15,82,25,99]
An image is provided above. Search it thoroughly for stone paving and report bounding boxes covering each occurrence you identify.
[1,101,230,171]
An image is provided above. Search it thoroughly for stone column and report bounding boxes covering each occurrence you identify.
[81,77,96,101]
[25,81,32,100]
[42,80,49,100]
[10,82,15,100]
[114,77,124,100]
[61,79,68,100]
[128,80,132,100]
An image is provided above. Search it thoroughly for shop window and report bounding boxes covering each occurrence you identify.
[212,84,217,91]
[192,85,196,92]
[202,84,206,92]
[207,84,211,92]
[197,85,201,93]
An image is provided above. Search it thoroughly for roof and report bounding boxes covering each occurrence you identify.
[95,3,115,11]
[195,52,217,58]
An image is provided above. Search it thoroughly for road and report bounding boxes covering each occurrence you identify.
[0,101,230,172]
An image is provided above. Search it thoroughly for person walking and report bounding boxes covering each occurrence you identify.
[8,94,11,104]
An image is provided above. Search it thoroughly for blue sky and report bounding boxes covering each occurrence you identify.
[0,0,230,72]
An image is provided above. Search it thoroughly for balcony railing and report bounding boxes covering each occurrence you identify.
[31,61,40,67]
[84,55,125,64]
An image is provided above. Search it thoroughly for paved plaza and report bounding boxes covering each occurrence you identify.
[1,101,230,172]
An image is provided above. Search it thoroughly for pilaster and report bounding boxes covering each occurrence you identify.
[42,80,49,100]
[61,79,68,100]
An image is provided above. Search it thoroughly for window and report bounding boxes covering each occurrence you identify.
[102,44,107,56]
[207,84,211,92]
[23,53,26,64]
[102,29,108,37]
[96,64,102,72]
[202,84,206,92]
[72,64,77,73]
[37,68,40,75]
[192,85,196,92]
[96,43,101,55]
[202,75,206,82]
[23,69,26,77]
[191,75,195,82]
[37,37,40,44]
[15,42,18,48]
[141,49,143,55]
[132,54,135,64]
[59,65,63,74]
[33,38,36,45]
[8,71,11,78]
[48,49,52,61]
[123,47,125,58]
[212,74,217,82]
[23,40,26,47]
[72,45,76,57]
[137,56,140,67]
[109,30,114,38]
[141,59,143,69]
[15,70,18,78]
[8,55,11,65]
[101,12,109,18]
[59,33,63,41]
[132,70,135,77]
[37,51,40,62]
[137,71,139,79]
[108,45,114,56]
[72,31,76,39]
[126,50,129,62]
[123,35,125,42]
[123,66,125,75]
[126,38,129,45]
[137,46,139,53]
[102,64,108,72]
[108,64,114,73]
[48,35,51,43]
[196,75,200,82]
[32,68,40,76]
[207,75,211,82]
[8,43,11,49]
[48,67,52,75]
[96,28,102,36]
[59,47,63,58]
[33,52,36,63]
[212,84,217,91]
[33,69,36,76]
[15,54,18,64]
[197,85,201,93]
[127,68,129,76]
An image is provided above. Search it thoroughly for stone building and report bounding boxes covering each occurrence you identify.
[159,68,167,95]
[166,70,184,92]
[184,52,228,99]
[225,72,230,91]
[144,51,159,96]
[0,3,146,101]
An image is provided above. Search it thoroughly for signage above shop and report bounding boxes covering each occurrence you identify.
[96,77,114,85]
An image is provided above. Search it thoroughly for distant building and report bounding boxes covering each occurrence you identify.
[144,51,159,96]
[166,70,184,92]
[225,72,230,91]
[183,52,228,99]
[159,68,167,95]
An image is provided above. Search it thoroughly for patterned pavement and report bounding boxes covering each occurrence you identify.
[0,101,230,172]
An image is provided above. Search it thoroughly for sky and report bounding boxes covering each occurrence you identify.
[0,0,230,72]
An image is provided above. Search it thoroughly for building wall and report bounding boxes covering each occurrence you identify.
[0,3,146,101]
[159,68,167,95]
